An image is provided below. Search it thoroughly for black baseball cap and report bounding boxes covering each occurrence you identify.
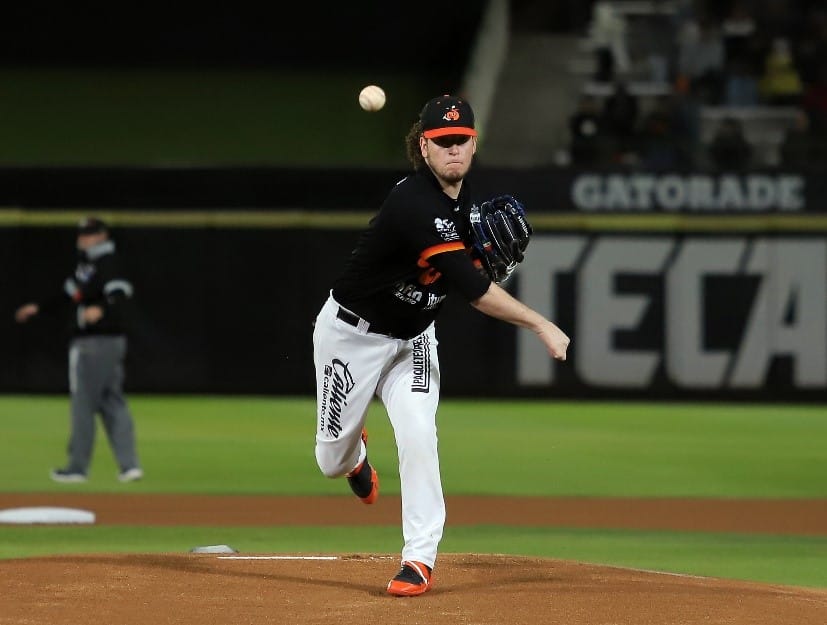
[419,94,477,139]
[77,216,108,235]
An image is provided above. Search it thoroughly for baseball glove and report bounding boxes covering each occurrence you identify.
[468,195,533,284]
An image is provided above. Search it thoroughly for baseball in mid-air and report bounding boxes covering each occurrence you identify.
[359,85,386,112]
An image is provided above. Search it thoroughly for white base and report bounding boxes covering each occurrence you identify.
[190,544,238,554]
[0,506,96,525]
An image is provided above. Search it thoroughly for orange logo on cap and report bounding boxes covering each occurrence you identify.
[442,106,460,122]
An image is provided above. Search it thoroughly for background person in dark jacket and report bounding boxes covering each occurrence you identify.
[708,116,753,170]
[15,217,143,483]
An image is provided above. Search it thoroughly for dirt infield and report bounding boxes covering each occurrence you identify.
[1,494,826,625]
[2,493,827,534]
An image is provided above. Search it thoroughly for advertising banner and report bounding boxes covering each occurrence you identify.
[2,166,825,399]
[514,234,826,396]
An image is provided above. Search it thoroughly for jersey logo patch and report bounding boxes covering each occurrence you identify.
[319,359,355,438]
[411,334,431,393]
[434,217,460,242]
[75,263,97,283]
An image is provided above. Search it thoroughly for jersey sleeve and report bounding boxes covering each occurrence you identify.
[427,248,491,301]
[384,188,491,300]
[94,256,135,325]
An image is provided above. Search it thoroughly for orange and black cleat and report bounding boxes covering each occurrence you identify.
[387,560,432,596]
[346,429,379,504]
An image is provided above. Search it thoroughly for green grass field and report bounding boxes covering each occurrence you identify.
[0,69,429,168]
[1,395,826,588]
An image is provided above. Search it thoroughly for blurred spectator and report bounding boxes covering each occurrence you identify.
[643,12,674,84]
[707,116,753,170]
[722,0,757,65]
[759,38,803,106]
[722,0,761,107]
[793,7,827,86]
[802,65,827,134]
[724,57,760,107]
[779,110,827,167]
[587,1,630,82]
[568,94,609,166]
[755,0,803,45]
[636,95,692,170]
[676,16,726,105]
[601,81,639,159]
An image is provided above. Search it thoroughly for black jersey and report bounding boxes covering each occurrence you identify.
[56,240,134,338]
[333,169,491,339]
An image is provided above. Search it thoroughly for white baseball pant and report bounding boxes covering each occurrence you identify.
[313,293,444,569]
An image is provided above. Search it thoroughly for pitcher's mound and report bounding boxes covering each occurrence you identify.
[2,552,825,624]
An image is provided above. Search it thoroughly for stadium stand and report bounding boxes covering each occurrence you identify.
[483,0,827,169]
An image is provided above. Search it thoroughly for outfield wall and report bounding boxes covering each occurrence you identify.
[2,167,825,400]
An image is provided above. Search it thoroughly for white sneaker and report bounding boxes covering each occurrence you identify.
[50,468,88,483]
[118,467,144,483]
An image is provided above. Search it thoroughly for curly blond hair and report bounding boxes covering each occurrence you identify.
[404,121,426,170]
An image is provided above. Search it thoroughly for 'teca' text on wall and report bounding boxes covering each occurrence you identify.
[516,235,826,390]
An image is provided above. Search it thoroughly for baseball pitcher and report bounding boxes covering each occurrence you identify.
[313,94,569,596]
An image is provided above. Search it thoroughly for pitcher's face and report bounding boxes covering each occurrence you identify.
[420,134,476,185]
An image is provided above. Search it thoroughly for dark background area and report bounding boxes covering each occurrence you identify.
[1,2,823,400]
[3,165,823,401]
[6,219,817,401]
[1,4,485,77]
[2,224,515,397]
